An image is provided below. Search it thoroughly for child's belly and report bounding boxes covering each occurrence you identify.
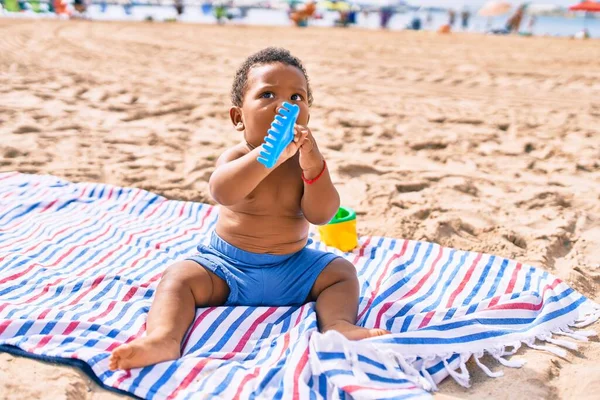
[215,207,310,255]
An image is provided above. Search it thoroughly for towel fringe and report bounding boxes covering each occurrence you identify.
[502,342,522,356]
[491,352,526,368]
[309,304,600,394]
[420,365,438,391]
[442,356,470,388]
[439,306,599,388]
[572,310,600,328]
[393,352,435,391]
[375,347,435,391]
[545,337,578,351]
[526,341,567,358]
[554,327,591,341]
[474,354,504,378]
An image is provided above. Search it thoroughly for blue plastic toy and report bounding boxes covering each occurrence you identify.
[257,102,300,168]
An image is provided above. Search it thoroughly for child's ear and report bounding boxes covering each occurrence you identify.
[307,114,310,125]
[229,106,245,132]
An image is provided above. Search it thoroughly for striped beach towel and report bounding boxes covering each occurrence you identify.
[0,172,598,399]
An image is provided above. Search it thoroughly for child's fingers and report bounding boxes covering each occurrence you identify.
[296,130,308,145]
[298,132,311,150]
[295,124,309,135]
[293,126,303,143]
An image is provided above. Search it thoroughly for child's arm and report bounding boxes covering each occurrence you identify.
[298,128,340,225]
[211,129,309,206]
[209,146,274,206]
[301,160,340,225]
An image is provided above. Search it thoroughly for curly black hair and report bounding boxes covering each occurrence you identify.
[231,47,313,107]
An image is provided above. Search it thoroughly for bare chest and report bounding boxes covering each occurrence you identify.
[241,164,304,215]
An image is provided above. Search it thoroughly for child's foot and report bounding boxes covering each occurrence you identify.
[323,321,390,340]
[109,335,181,370]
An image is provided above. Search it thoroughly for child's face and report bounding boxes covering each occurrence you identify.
[234,62,310,147]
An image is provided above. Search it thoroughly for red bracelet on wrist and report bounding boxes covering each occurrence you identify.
[301,160,327,184]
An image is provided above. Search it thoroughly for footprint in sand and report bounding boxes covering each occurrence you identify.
[395,181,429,193]
[3,146,28,159]
[13,124,42,134]
[325,142,344,151]
[337,164,383,178]
[423,217,478,243]
[450,117,484,125]
[502,231,528,249]
[515,191,572,210]
[410,140,448,151]
[451,178,479,196]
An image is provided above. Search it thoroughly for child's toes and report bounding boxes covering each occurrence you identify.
[108,355,119,371]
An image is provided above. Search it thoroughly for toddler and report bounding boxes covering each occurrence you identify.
[109,47,388,370]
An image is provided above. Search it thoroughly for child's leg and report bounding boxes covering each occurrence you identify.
[308,258,389,340]
[109,260,229,370]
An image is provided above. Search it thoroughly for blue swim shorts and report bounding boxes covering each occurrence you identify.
[185,231,340,307]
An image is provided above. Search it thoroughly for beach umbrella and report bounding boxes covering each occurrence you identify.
[317,0,350,11]
[333,1,351,11]
[478,0,512,17]
[569,1,600,34]
[317,0,332,9]
[569,1,600,12]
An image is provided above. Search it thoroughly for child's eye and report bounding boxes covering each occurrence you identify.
[291,94,303,101]
[260,92,275,99]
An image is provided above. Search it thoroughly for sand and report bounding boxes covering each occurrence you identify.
[1,18,599,400]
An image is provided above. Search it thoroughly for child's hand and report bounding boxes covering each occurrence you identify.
[273,124,309,166]
[296,125,324,173]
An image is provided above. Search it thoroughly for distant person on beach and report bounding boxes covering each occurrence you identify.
[289,1,316,27]
[53,0,69,15]
[123,0,133,16]
[348,6,358,24]
[461,8,470,30]
[174,0,184,17]
[18,0,32,11]
[335,11,350,27]
[505,5,524,33]
[408,13,422,31]
[108,47,390,371]
[214,1,227,24]
[73,0,87,15]
[337,5,359,27]
[527,15,536,35]
[380,6,393,29]
[448,9,456,27]
[425,10,433,27]
[574,28,590,39]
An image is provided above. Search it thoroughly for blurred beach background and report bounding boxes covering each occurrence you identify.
[2,0,600,37]
[1,0,600,399]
